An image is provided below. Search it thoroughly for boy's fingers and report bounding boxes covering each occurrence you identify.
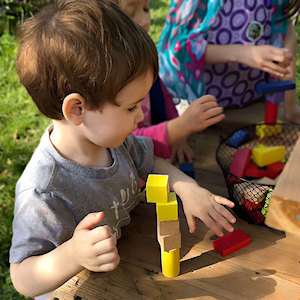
[202,215,224,237]
[217,205,236,224]
[209,209,235,232]
[90,225,113,243]
[76,212,104,231]
[186,214,196,234]
[213,195,234,207]
[96,252,120,272]
[93,234,117,254]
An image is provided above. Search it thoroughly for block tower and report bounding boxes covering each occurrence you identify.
[255,80,295,137]
[146,174,181,278]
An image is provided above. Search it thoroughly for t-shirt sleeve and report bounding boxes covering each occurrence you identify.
[123,134,154,178]
[10,188,76,264]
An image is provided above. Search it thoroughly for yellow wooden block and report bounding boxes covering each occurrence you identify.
[256,144,265,148]
[146,174,170,203]
[161,248,180,278]
[252,145,285,167]
[158,232,181,252]
[156,192,178,222]
[255,120,282,138]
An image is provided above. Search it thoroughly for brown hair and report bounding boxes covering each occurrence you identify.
[278,0,300,22]
[16,0,158,120]
[110,0,131,14]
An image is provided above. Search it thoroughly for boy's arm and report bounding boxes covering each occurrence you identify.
[10,212,119,298]
[151,157,236,236]
[10,239,83,297]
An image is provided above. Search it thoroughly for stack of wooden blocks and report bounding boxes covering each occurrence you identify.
[146,174,181,278]
[256,80,295,138]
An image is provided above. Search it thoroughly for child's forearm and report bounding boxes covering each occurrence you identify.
[152,156,198,194]
[10,239,83,297]
[152,157,236,235]
[166,117,191,145]
[281,21,300,124]
[282,21,296,80]
[205,44,245,65]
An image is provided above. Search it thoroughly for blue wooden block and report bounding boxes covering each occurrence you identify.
[227,130,250,148]
[256,80,295,94]
[179,162,194,178]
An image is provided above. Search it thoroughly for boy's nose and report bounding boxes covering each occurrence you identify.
[136,106,144,124]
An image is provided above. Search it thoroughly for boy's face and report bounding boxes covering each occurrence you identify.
[82,70,154,148]
[124,0,151,33]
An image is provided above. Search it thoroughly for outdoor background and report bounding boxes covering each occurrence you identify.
[0,1,299,299]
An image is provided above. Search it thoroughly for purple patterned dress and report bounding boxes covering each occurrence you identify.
[204,0,275,107]
[158,0,288,107]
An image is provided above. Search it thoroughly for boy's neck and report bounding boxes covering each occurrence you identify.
[49,121,113,168]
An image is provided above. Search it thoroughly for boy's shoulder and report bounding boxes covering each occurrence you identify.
[122,133,153,153]
[16,127,57,195]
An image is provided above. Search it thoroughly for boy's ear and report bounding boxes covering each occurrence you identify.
[62,93,86,126]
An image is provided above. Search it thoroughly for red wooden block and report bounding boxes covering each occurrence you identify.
[248,161,259,169]
[244,198,264,211]
[244,168,277,179]
[213,229,251,257]
[267,161,285,177]
[229,148,252,178]
[226,174,242,186]
[243,199,265,224]
[265,101,278,124]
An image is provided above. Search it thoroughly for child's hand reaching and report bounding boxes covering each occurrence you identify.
[177,182,236,237]
[166,95,224,147]
[181,95,225,134]
[70,212,120,272]
[170,138,195,164]
[241,45,293,78]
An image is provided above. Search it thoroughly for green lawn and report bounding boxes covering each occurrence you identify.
[0,1,299,299]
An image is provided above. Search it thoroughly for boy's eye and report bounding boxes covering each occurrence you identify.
[128,105,138,112]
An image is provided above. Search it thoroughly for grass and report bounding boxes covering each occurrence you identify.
[0,32,50,300]
[0,1,299,299]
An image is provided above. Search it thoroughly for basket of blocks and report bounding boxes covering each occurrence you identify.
[216,122,300,225]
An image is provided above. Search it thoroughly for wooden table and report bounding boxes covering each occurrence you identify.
[50,101,300,300]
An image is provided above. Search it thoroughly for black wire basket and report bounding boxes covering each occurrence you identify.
[216,122,300,225]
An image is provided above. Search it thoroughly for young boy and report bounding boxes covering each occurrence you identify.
[9,0,236,297]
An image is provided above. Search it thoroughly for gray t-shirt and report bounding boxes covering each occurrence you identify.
[10,126,154,264]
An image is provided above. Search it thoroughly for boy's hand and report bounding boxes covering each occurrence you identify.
[179,184,236,237]
[71,212,120,272]
[181,95,225,134]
